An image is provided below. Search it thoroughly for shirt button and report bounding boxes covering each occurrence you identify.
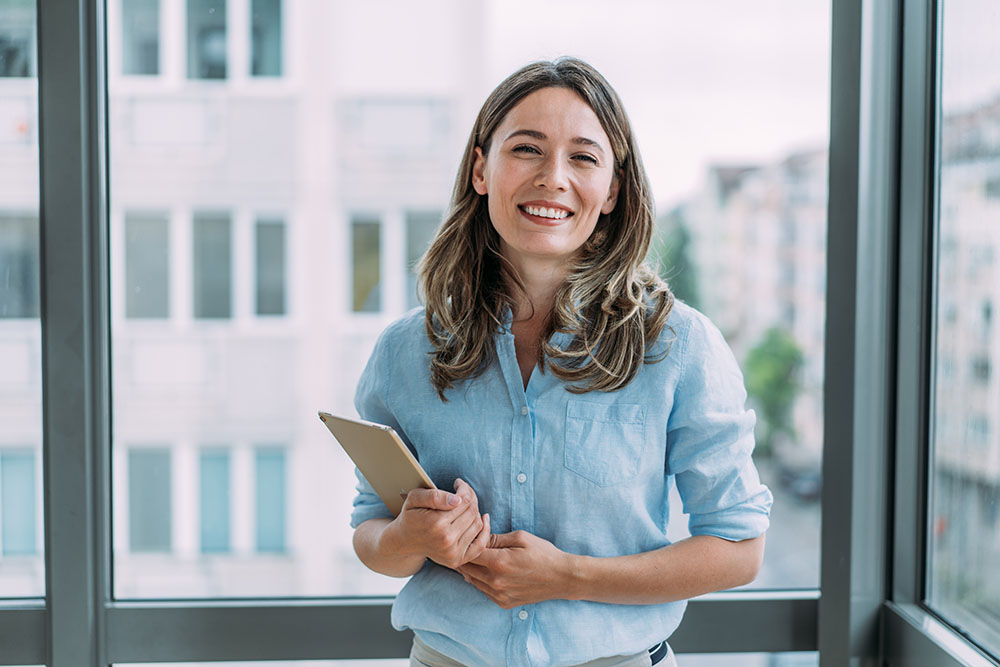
[520,406,529,416]
[518,610,528,620]
[516,473,527,484]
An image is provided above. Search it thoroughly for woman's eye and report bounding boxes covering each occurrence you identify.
[573,154,598,165]
[512,145,541,155]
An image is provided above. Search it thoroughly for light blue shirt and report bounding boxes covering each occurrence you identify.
[351,301,772,667]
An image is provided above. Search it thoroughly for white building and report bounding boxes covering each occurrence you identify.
[678,149,828,470]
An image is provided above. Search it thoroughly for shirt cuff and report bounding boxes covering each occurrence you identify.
[688,486,773,541]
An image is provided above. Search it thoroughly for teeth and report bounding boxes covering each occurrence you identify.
[524,206,569,219]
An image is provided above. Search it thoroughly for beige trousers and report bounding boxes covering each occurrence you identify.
[409,633,678,667]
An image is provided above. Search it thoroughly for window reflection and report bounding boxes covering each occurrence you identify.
[929,0,1000,656]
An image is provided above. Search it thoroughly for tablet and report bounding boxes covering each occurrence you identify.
[318,411,436,516]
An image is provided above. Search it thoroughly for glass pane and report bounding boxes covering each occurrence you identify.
[251,0,281,77]
[122,0,159,76]
[0,0,34,77]
[125,212,169,318]
[929,0,1000,656]
[192,212,232,319]
[0,215,38,317]
[128,448,172,553]
[116,654,815,666]
[405,210,440,310]
[254,447,286,553]
[255,219,285,316]
[1,451,37,555]
[200,449,231,553]
[351,218,380,313]
[187,0,226,79]
[0,0,42,598]
[109,0,827,599]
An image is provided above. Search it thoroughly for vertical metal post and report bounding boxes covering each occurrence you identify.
[37,0,110,665]
[820,0,900,664]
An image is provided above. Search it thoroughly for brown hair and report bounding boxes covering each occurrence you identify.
[418,57,673,399]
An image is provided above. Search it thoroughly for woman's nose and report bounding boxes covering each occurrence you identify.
[533,155,569,191]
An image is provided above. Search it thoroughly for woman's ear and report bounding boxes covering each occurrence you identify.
[472,146,488,195]
[601,171,621,215]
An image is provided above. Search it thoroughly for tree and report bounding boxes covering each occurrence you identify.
[650,207,700,309]
[744,327,804,458]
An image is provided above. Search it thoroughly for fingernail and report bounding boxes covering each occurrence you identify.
[447,493,461,505]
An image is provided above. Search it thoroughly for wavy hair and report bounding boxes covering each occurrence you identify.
[418,57,674,400]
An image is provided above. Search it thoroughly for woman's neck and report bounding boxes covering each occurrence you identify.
[507,258,566,325]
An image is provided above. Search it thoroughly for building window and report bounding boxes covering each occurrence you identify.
[199,449,230,554]
[351,217,380,313]
[255,447,286,553]
[971,356,991,383]
[0,214,39,318]
[128,448,172,553]
[193,212,232,319]
[0,0,35,77]
[405,210,440,310]
[1,451,36,556]
[125,212,169,319]
[251,0,281,77]
[187,0,226,80]
[121,0,159,75]
[255,218,285,316]
[966,415,990,446]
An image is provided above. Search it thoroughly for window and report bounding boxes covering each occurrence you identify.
[255,218,286,316]
[124,212,169,319]
[0,0,42,606]
[405,210,440,310]
[192,212,232,319]
[927,0,1000,657]
[0,451,36,556]
[128,448,172,553]
[0,214,38,318]
[254,447,285,553]
[187,0,226,80]
[251,0,281,77]
[121,0,159,76]
[971,357,991,383]
[199,449,230,554]
[0,0,35,77]
[351,217,380,313]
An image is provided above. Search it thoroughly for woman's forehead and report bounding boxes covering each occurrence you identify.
[495,87,611,149]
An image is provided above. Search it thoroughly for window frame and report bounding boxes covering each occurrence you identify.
[4,0,995,665]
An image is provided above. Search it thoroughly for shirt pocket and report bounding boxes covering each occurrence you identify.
[564,400,647,487]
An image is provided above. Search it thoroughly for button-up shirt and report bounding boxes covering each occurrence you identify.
[350,301,772,667]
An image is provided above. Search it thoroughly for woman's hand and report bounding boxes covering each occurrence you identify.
[457,531,579,608]
[379,478,491,570]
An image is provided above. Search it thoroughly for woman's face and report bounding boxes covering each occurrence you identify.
[472,87,619,277]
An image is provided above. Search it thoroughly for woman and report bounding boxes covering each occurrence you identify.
[351,58,772,667]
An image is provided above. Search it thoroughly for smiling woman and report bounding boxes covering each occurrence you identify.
[350,58,772,667]
[471,87,620,274]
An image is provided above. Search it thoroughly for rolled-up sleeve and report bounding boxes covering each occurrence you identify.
[349,327,398,529]
[666,315,773,541]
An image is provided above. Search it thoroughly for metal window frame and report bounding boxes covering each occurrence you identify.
[4,0,993,665]
[886,0,1000,664]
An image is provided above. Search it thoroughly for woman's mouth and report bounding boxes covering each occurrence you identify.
[518,205,573,221]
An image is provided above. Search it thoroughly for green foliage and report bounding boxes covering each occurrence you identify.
[651,208,700,309]
[744,327,804,457]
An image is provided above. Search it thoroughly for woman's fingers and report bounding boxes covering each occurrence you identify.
[404,487,463,511]
[464,513,491,561]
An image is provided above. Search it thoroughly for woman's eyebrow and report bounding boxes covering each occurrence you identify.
[504,129,606,154]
